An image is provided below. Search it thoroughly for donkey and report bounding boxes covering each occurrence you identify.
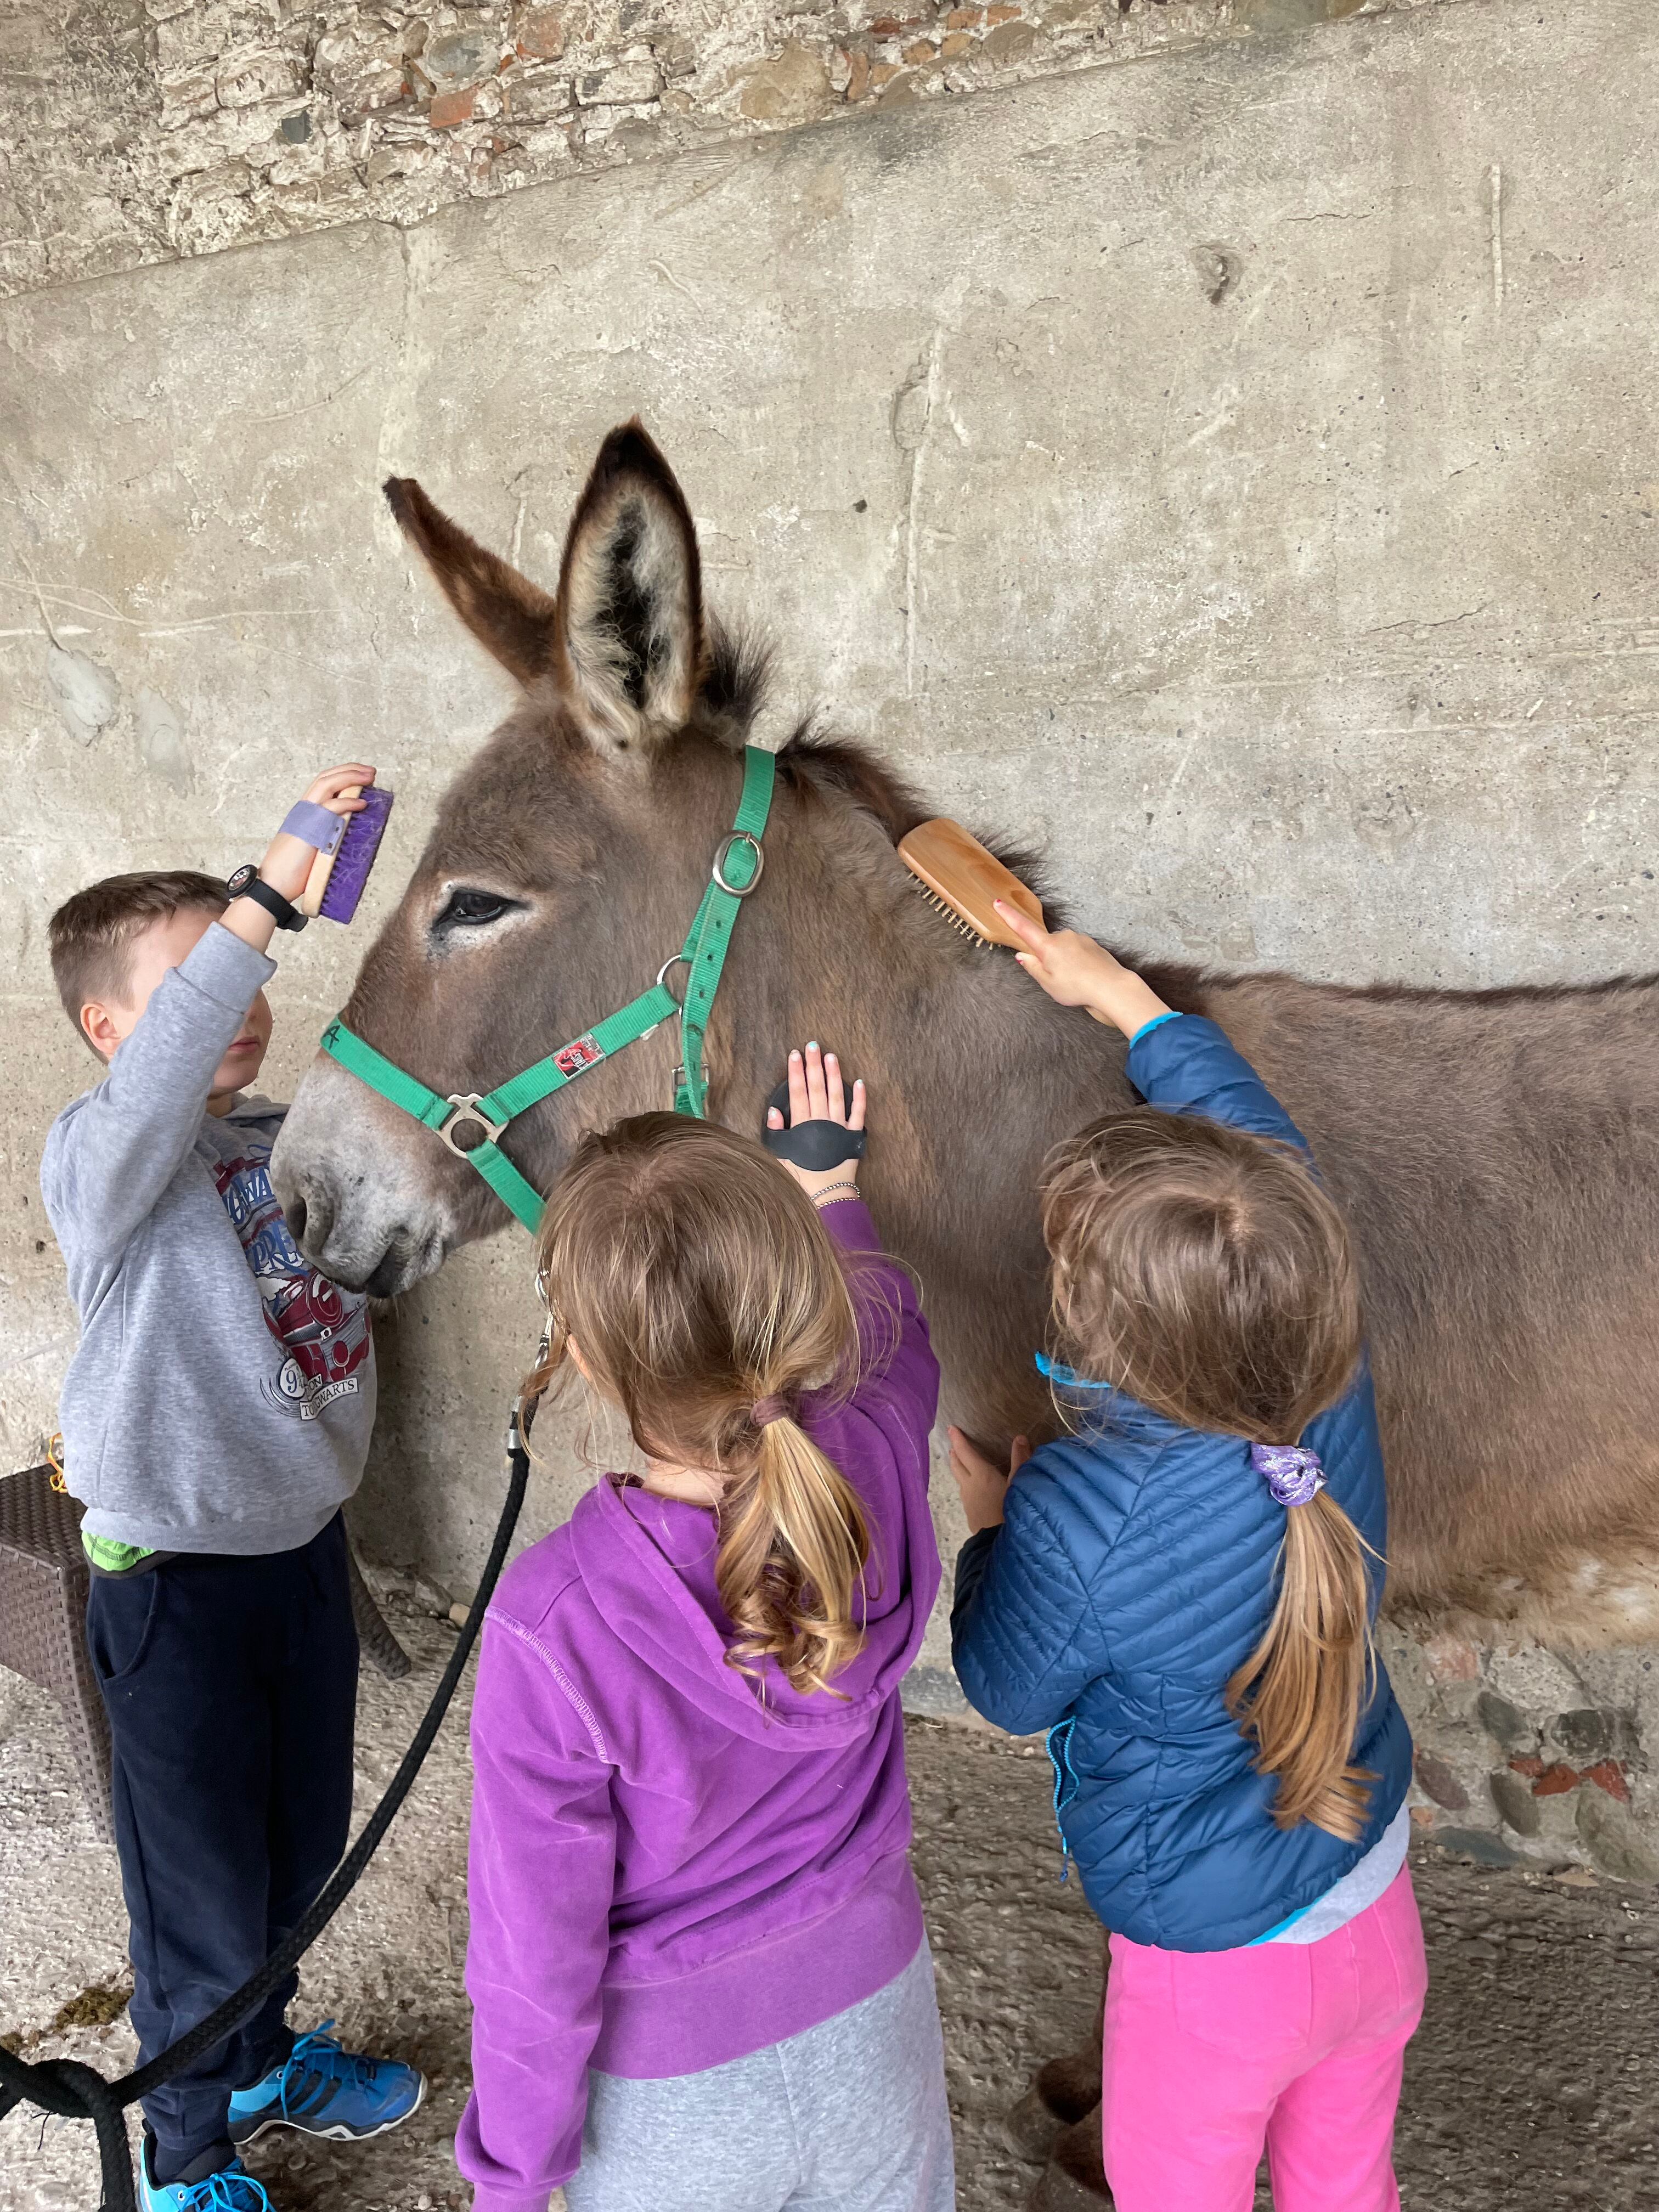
[273,421,1659,2205]
[275,419,1659,1636]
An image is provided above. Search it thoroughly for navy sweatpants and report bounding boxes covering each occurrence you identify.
[86,1514,358,2178]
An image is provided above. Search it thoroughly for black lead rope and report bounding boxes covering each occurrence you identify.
[0,1399,534,2212]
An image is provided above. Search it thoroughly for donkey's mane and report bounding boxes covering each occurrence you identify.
[699,617,771,732]
[701,624,1656,1008]
[1294,969,1659,1008]
[700,617,1057,906]
[1121,957,1659,1015]
[778,727,1062,912]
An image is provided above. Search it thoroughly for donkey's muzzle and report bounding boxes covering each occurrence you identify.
[273,1056,461,1297]
[275,1164,400,1296]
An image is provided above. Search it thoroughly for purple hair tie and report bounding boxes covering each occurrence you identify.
[1251,1443,1326,1509]
[752,1395,791,1429]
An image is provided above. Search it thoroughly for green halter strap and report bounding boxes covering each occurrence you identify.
[319,744,776,1233]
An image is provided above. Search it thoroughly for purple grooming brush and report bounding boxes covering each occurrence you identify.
[304,784,394,922]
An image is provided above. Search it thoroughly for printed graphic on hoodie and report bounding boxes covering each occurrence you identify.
[213,1149,371,1419]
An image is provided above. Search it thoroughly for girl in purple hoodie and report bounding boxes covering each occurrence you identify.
[457,1044,953,2212]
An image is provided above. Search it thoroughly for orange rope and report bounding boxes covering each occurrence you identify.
[46,1432,66,1492]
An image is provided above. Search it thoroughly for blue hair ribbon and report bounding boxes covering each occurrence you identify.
[1034,1351,1115,1392]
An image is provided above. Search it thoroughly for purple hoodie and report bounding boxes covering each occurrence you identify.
[456,1199,942,2212]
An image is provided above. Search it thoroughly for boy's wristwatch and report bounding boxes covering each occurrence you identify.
[226,865,307,932]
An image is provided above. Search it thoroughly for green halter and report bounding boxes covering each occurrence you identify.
[319,744,776,1233]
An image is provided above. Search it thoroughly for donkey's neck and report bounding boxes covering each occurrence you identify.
[716,789,1139,1447]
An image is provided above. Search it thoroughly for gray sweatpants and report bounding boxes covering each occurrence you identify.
[563,1940,957,2212]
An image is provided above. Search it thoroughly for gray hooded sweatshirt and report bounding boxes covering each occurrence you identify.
[40,924,375,1556]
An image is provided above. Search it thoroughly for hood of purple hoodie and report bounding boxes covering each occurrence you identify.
[567,1446,939,1751]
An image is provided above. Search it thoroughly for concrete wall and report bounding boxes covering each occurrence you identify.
[1,0,1413,300]
[4,0,1657,1876]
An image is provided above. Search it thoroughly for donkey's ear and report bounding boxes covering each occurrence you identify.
[383,477,557,689]
[551,420,704,753]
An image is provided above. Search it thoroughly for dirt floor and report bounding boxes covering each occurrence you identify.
[2,1574,1655,2212]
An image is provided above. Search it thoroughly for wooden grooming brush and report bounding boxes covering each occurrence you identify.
[897,817,1044,949]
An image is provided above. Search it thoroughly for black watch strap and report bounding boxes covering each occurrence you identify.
[226,865,307,933]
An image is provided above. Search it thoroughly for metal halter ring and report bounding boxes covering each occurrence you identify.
[712,831,765,898]
[437,1093,509,1156]
[656,952,692,1005]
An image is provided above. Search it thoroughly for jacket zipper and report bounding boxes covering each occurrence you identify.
[1047,1716,1079,1884]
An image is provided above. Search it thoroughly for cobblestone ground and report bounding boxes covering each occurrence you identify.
[2,1575,1655,2211]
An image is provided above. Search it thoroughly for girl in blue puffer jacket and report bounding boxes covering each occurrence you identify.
[950,905,1424,2212]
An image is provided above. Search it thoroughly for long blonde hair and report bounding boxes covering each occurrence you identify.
[529,1114,870,1697]
[1041,1107,1376,1841]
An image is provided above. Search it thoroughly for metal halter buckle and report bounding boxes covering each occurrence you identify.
[712,831,765,898]
[437,1093,509,1156]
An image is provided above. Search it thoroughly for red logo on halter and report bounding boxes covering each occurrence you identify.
[555,1034,606,1079]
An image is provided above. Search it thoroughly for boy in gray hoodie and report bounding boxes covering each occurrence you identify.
[41,765,424,2212]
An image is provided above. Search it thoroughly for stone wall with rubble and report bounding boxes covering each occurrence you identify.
[1,0,1443,300]
[4,0,1658,1888]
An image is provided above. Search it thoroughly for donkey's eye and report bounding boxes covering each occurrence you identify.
[435,889,517,930]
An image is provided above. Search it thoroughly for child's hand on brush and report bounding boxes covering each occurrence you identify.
[222,765,376,952]
[259,765,376,902]
[767,1042,866,1206]
[994,901,1171,1042]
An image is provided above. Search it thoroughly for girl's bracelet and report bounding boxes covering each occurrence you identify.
[811,1181,862,1209]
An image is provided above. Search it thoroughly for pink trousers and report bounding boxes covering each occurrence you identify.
[1100,1866,1427,2212]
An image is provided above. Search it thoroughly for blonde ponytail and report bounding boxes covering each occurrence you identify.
[529,1111,871,1699]
[718,1411,871,1697]
[1040,1104,1378,1841]
[1226,1490,1377,1839]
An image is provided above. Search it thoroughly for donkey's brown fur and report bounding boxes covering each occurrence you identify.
[274,422,1659,1638]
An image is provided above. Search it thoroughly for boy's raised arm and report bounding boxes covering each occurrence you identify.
[43,928,275,1281]
[43,763,375,1290]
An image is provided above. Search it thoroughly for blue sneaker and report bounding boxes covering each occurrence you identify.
[227,2021,426,2147]
[139,2138,272,2211]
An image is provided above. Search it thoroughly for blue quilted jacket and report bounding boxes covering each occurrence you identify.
[951,1014,1412,1953]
